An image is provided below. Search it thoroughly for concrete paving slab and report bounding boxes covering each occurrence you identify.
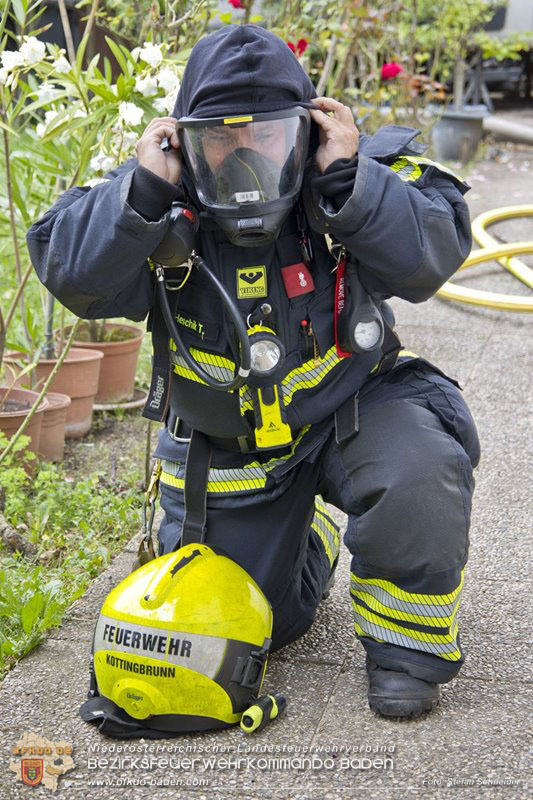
[389,327,490,387]
[458,578,531,680]
[307,657,529,798]
[468,505,530,578]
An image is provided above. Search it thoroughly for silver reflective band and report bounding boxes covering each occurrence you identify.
[250,340,282,374]
[238,367,251,377]
[354,320,381,350]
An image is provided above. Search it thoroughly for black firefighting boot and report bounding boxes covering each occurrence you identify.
[366,656,440,719]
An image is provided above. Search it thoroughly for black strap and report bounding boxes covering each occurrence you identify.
[373,319,402,377]
[142,282,171,422]
[335,392,359,444]
[181,429,212,546]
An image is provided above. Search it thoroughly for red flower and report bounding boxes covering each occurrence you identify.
[287,38,309,57]
[381,62,403,81]
[228,0,244,8]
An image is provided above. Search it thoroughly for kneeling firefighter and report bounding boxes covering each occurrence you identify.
[28,24,481,721]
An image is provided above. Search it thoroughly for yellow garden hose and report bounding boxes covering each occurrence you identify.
[436,205,533,311]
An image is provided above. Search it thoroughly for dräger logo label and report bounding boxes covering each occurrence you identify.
[149,374,165,409]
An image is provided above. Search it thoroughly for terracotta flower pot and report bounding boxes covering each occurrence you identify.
[39,392,71,462]
[68,322,144,404]
[0,387,47,459]
[4,348,103,439]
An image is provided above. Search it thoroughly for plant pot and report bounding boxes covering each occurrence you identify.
[431,104,488,164]
[0,387,47,459]
[38,392,72,462]
[4,348,103,439]
[65,322,144,404]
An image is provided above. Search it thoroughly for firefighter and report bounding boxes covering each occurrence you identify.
[28,24,480,719]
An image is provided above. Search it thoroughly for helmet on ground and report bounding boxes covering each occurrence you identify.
[80,543,273,737]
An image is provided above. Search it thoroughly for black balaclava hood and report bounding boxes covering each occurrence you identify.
[172,24,317,120]
[172,25,318,246]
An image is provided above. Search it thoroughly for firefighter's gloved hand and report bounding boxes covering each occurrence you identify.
[309,96,359,173]
[136,116,182,185]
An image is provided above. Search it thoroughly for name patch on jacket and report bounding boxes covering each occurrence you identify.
[281,262,315,298]
[175,313,218,341]
[236,266,267,298]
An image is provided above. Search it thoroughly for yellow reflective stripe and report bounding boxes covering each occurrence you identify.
[239,385,254,413]
[189,348,235,369]
[408,155,465,182]
[389,155,465,184]
[311,521,334,565]
[350,571,464,606]
[282,346,342,406]
[351,585,461,627]
[170,346,235,386]
[245,425,310,472]
[314,508,340,550]
[389,157,422,182]
[350,579,460,619]
[352,620,462,661]
[159,428,310,496]
[161,459,268,494]
[398,349,418,359]
[352,603,458,644]
[161,471,266,493]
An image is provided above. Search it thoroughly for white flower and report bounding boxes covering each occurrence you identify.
[36,83,61,103]
[101,156,115,171]
[0,67,9,85]
[52,56,71,74]
[90,152,115,172]
[122,131,138,147]
[156,68,180,94]
[72,108,87,118]
[36,122,46,137]
[118,102,144,126]
[131,47,141,62]
[135,75,158,97]
[153,96,171,114]
[1,50,25,71]
[20,36,46,66]
[139,42,162,68]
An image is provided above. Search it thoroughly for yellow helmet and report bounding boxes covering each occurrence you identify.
[80,543,273,737]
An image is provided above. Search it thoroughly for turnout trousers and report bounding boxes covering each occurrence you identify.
[156,357,480,684]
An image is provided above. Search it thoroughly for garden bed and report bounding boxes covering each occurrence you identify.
[0,409,153,680]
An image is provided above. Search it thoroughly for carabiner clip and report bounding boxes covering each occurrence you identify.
[132,459,162,572]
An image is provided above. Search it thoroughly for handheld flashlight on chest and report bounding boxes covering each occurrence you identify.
[246,319,292,449]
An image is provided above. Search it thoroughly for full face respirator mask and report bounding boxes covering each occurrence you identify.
[177,107,310,247]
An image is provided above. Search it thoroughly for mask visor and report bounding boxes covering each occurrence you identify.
[178,109,310,209]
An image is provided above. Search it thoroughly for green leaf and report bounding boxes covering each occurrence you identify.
[86,81,119,103]
[21,592,45,635]
[10,0,26,26]
[0,119,17,135]
[104,36,128,74]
